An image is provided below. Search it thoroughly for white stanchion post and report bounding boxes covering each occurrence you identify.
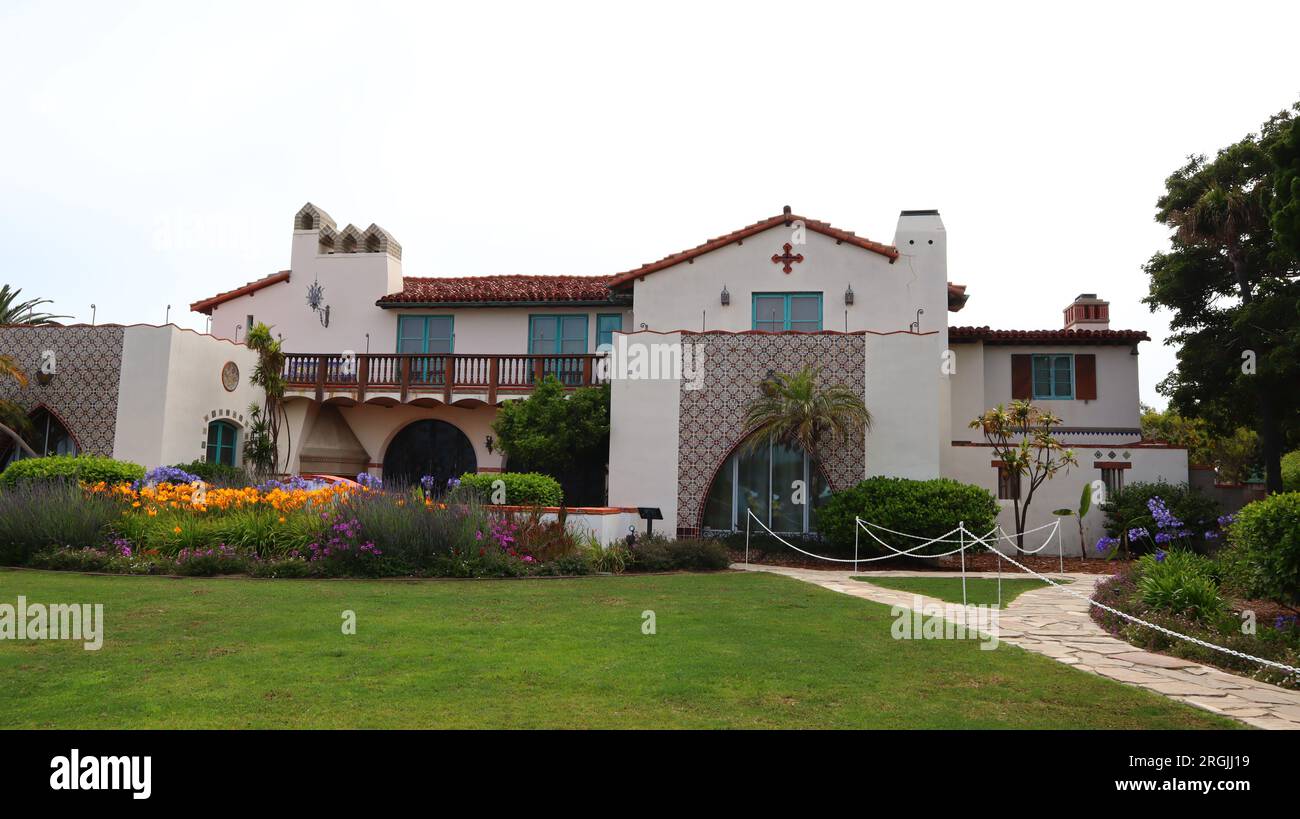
[1057,521,1064,575]
[854,518,860,575]
[745,509,750,569]
[959,521,967,607]
[997,550,1002,608]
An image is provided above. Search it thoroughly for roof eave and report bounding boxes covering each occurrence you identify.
[376,298,629,309]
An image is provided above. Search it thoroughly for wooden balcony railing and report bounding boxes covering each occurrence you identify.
[282,352,608,403]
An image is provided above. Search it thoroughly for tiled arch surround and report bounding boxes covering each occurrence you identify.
[675,333,867,535]
[0,325,124,456]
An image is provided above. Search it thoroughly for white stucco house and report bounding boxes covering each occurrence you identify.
[0,202,1188,553]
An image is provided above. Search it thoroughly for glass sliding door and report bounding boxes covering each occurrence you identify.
[701,436,829,533]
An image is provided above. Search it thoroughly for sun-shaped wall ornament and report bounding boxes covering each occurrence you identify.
[221,361,239,392]
[306,280,330,327]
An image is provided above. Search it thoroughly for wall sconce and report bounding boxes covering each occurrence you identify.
[720,285,730,306]
[485,434,495,455]
[844,284,855,305]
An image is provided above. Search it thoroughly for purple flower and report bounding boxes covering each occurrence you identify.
[1154,532,1174,544]
[1204,530,1221,540]
[1217,514,1236,527]
[1095,536,1118,553]
[1127,527,1150,542]
[1154,550,1166,562]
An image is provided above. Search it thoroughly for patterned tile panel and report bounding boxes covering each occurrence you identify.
[0,326,125,456]
[676,333,866,532]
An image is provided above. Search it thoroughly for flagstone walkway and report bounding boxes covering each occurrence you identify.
[735,563,1300,730]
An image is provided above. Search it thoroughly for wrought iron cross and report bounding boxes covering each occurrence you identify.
[771,243,804,274]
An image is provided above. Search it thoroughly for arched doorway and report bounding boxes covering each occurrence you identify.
[381,419,477,491]
[700,435,831,534]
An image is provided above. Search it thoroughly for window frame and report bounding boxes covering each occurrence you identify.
[206,420,238,467]
[751,292,823,332]
[528,314,589,354]
[997,465,1021,500]
[1101,466,1125,497]
[396,314,455,354]
[595,313,623,351]
[1031,353,1075,400]
[703,438,827,533]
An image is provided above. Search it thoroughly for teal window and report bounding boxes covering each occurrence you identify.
[528,315,588,354]
[207,420,237,467]
[397,315,454,354]
[1032,354,1074,399]
[752,293,822,331]
[596,314,623,350]
[529,315,588,386]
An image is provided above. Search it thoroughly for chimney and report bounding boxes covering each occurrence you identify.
[1064,293,1109,331]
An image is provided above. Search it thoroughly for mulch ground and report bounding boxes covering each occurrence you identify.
[731,550,1125,575]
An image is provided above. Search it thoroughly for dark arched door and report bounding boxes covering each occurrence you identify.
[382,420,478,492]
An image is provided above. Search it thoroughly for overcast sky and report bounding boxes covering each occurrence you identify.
[2,0,1297,409]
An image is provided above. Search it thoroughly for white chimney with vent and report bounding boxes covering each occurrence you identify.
[1064,293,1109,331]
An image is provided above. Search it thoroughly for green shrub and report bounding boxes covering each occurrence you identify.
[170,459,250,488]
[458,472,563,507]
[628,536,730,572]
[1283,450,1300,493]
[0,455,144,489]
[815,477,998,556]
[1100,480,1221,555]
[1220,492,1300,606]
[0,481,118,565]
[1134,550,1224,620]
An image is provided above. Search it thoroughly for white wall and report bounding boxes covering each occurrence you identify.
[607,331,682,534]
[113,326,262,468]
[628,224,944,335]
[967,343,1142,437]
[944,444,1189,556]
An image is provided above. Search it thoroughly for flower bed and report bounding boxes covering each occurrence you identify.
[4,475,729,579]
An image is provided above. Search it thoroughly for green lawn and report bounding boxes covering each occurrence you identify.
[0,569,1237,729]
[854,576,1070,607]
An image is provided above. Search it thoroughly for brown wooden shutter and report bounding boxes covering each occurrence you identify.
[1011,354,1032,399]
[1075,353,1097,400]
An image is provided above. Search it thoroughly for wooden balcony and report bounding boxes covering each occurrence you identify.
[282,352,608,404]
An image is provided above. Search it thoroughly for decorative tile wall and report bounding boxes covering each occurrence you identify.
[0,326,125,456]
[675,333,866,534]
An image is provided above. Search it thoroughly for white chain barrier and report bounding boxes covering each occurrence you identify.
[743,510,1300,678]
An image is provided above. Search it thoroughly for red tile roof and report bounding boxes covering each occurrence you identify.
[377,274,623,306]
[190,270,291,315]
[606,211,900,289]
[949,326,1150,344]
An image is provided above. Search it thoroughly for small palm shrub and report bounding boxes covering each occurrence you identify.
[0,454,144,488]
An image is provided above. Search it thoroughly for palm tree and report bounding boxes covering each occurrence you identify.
[0,355,36,459]
[0,284,70,325]
[742,365,871,459]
